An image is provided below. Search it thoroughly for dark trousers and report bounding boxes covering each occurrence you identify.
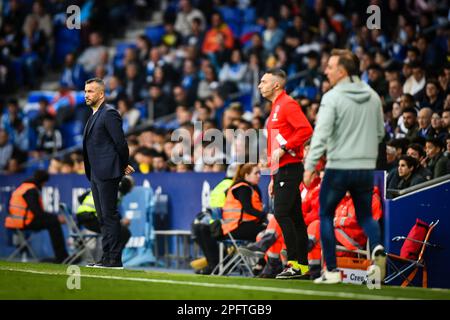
[90,177,122,263]
[26,214,68,262]
[273,162,308,265]
[193,221,265,268]
[319,169,381,271]
[77,212,131,253]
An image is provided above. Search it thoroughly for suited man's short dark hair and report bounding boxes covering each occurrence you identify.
[85,78,105,90]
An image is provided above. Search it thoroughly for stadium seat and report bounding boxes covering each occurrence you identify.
[145,25,165,46]
[120,186,157,267]
[59,202,98,265]
[60,120,83,148]
[384,219,441,288]
[211,231,257,277]
[242,7,256,24]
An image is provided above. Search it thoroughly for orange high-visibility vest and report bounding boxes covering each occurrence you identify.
[221,181,263,235]
[4,182,40,229]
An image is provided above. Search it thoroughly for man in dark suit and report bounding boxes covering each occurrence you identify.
[83,78,134,269]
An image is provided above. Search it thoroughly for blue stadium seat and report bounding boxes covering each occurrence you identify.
[242,7,256,24]
[60,120,83,148]
[54,27,81,66]
[120,186,156,267]
[236,91,253,113]
[113,42,137,69]
[27,91,56,103]
[145,25,165,46]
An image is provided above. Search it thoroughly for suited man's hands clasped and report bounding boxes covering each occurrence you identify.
[124,165,135,175]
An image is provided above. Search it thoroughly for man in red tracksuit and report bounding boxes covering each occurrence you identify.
[258,68,313,279]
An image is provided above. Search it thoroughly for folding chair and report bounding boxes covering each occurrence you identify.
[59,202,99,264]
[6,229,38,262]
[384,219,441,288]
[211,232,257,277]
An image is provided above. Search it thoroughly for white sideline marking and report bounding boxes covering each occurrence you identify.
[0,267,416,300]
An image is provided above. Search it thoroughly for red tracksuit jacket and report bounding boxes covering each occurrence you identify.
[266,91,313,173]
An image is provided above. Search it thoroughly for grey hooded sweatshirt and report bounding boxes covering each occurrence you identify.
[305,76,385,171]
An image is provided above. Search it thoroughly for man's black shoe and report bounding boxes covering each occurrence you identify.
[101,261,124,269]
[86,261,104,268]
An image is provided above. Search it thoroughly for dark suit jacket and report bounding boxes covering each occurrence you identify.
[83,102,129,181]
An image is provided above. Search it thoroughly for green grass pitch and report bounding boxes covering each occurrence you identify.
[0,260,449,300]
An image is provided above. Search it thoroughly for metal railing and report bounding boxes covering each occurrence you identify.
[386,174,450,199]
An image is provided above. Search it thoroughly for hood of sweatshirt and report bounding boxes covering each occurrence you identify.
[335,77,372,104]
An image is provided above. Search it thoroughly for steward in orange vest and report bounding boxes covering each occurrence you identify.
[4,170,68,263]
[221,181,265,236]
[194,164,267,275]
[5,182,41,229]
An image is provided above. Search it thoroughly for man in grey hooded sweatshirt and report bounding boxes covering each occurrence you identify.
[303,49,386,284]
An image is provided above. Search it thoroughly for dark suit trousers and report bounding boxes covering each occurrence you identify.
[90,176,122,262]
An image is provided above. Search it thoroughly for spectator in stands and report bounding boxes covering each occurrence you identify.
[197,64,218,100]
[152,152,168,172]
[430,111,447,141]
[173,85,190,108]
[181,59,199,104]
[59,52,87,90]
[403,107,419,141]
[135,34,151,66]
[388,79,403,104]
[4,170,68,263]
[219,49,248,92]
[415,107,433,140]
[443,110,450,137]
[406,143,432,180]
[105,76,126,107]
[77,32,107,75]
[117,98,140,133]
[123,63,144,104]
[22,15,47,88]
[152,66,174,96]
[202,12,234,55]
[175,0,206,38]
[420,79,445,112]
[1,98,24,138]
[114,47,138,80]
[146,83,176,121]
[10,118,28,162]
[22,1,53,44]
[162,20,182,49]
[5,156,24,174]
[403,61,426,97]
[367,64,388,100]
[133,146,155,174]
[36,114,62,155]
[184,17,205,52]
[388,155,426,190]
[0,129,13,171]
[263,16,284,54]
[60,157,74,174]
[48,157,61,174]
[70,151,85,174]
[425,137,450,179]
[30,97,52,131]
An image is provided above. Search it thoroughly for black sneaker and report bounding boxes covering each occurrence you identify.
[102,261,124,269]
[86,261,104,268]
[275,265,304,279]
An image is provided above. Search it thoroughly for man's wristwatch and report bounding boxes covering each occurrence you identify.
[280,145,288,152]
